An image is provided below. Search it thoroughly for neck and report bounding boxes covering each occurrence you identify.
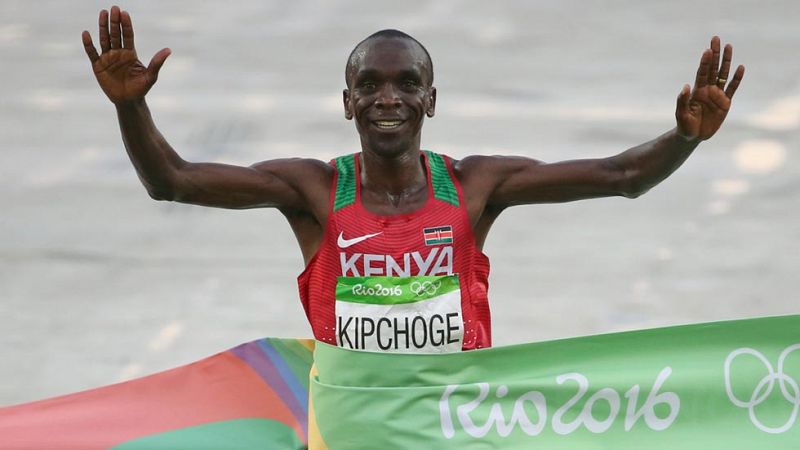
[360,149,426,198]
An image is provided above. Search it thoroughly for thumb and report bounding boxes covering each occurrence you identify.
[146,48,171,85]
[675,84,691,116]
[675,84,697,140]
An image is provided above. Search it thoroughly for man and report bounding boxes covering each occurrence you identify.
[81,6,744,353]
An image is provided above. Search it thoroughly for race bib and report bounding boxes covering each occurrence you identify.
[335,275,464,354]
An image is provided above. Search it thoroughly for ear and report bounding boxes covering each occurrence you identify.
[343,89,353,120]
[426,87,437,118]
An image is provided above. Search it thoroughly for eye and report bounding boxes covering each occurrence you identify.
[360,81,376,90]
[401,80,418,90]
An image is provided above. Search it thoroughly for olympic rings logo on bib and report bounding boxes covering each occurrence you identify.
[411,280,442,296]
[724,343,800,434]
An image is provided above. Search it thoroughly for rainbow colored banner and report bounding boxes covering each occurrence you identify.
[2,316,798,449]
[0,339,314,450]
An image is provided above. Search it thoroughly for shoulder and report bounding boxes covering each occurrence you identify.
[450,154,549,217]
[251,157,335,217]
[251,157,335,185]
[451,154,496,176]
[450,154,545,188]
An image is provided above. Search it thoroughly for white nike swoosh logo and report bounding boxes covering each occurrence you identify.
[337,231,382,248]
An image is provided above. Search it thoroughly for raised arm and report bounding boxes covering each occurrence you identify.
[459,36,745,209]
[81,6,331,213]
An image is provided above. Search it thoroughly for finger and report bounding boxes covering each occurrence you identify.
[81,30,100,63]
[708,36,721,84]
[725,65,745,99]
[109,5,122,49]
[694,49,711,88]
[121,10,135,50]
[98,9,110,53]
[717,44,733,85]
[146,48,172,85]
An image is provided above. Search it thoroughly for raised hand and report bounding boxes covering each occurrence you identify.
[676,36,745,141]
[81,6,171,104]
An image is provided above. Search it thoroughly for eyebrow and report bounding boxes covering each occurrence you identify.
[355,69,381,81]
[398,69,423,81]
[355,68,424,83]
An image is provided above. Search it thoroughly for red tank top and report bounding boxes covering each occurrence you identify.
[297,151,491,352]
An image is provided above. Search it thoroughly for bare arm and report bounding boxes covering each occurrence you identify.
[460,36,745,208]
[82,7,330,212]
[114,99,329,210]
[468,127,698,206]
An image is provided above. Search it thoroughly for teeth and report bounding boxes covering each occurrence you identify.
[375,120,403,129]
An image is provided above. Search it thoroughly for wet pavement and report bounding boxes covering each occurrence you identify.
[1,0,798,404]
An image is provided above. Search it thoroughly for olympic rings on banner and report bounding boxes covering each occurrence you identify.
[410,280,442,296]
[724,344,800,434]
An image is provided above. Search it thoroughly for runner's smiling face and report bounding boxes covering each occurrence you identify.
[344,37,436,158]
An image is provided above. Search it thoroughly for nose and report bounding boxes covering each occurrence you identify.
[375,83,401,109]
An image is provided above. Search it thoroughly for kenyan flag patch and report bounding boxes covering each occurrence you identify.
[423,226,453,246]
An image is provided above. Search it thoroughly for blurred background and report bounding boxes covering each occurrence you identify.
[1,0,797,405]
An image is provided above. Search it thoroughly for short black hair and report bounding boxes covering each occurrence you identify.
[345,29,433,88]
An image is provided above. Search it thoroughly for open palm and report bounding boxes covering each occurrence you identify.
[676,36,745,141]
[81,6,170,104]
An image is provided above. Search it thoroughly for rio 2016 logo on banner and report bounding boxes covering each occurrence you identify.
[439,367,679,438]
[725,344,800,434]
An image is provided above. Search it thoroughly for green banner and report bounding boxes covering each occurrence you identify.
[311,315,800,449]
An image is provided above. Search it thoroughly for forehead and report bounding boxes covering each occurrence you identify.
[350,37,429,80]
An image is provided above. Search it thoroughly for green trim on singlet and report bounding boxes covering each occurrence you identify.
[424,150,460,207]
[335,151,459,210]
[333,154,356,211]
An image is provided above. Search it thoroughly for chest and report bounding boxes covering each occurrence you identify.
[332,206,460,278]
[359,185,429,216]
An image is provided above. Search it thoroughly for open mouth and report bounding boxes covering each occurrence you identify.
[372,120,405,130]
